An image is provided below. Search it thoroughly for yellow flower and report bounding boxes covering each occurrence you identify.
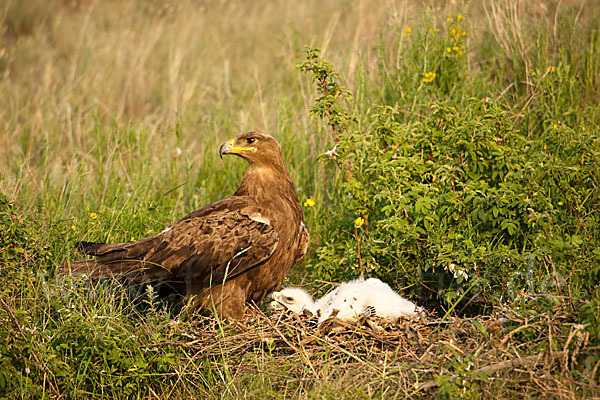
[446,47,452,53]
[548,66,556,73]
[303,198,315,208]
[422,71,437,83]
[354,216,365,228]
[71,224,76,231]
[558,201,563,206]
[89,212,97,219]
[447,17,453,23]
[130,236,135,241]
[553,124,558,129]
[451,26,460,39]
[453,46,459,52]
[456,14,463,21]
[404,26,412,36]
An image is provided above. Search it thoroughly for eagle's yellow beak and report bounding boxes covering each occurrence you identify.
[219,138,256,159]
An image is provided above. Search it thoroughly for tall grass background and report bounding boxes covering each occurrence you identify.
[1,0,599,397]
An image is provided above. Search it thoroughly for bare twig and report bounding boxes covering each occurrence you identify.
[522,292,586,303]
[417,351,568,390]
[354,224,364,280]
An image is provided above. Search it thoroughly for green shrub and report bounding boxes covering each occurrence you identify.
[299,12,600,322]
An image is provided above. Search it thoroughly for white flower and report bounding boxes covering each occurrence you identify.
[447,263,468,280]
[261,337,274,345]
[323,145,338,157]
[172,147,183,159]
[454,269,469,280]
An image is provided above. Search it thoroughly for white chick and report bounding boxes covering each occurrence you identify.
[269,287,317,315]
[270,278,421,324]
[315,278,420,323]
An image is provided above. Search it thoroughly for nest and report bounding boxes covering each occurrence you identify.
[149,304,598,397]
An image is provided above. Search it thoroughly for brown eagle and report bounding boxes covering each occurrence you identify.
[62,132,309,319]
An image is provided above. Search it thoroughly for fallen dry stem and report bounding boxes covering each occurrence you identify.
[417,350,568,390]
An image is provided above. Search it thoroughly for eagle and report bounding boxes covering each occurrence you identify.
[62,132,309,319]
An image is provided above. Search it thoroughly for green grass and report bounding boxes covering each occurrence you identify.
[1,0,599,398]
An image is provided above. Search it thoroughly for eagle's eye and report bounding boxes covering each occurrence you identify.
[285,296,294,303]
[246,137,256,144]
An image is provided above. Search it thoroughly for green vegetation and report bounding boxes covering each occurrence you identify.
[1,0,599,398]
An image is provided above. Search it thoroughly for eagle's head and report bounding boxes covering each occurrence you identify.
[219,131,283,166]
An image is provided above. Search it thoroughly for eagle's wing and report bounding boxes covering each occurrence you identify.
[67,199,279,287]
[154,208,279,286]
[292,223,310,266]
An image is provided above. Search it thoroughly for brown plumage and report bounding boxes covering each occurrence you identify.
[62,132,309,319]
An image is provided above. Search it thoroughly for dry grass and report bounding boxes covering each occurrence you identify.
[2,0,594,206]
[152,304,598,398]
[0,0,496,201]
[0,0,400,202]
